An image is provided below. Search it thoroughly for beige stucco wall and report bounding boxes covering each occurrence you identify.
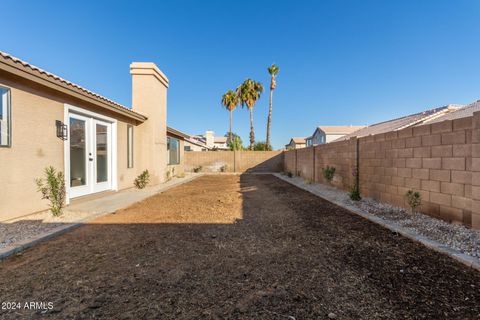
[0,75,64,220]
[0,63,173,221]
[130,62,169,185]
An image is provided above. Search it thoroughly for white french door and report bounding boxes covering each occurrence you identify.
[68,113,112,198]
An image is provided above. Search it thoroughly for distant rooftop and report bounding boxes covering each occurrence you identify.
[335,104,462,141]
[422,100,480,124]
[317,126,366,134]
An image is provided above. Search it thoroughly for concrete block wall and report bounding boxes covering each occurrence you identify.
[284,138,357,191]
[359,117,473,226]
[184,151,283,173]
[283,114,477,229]
[472,111,480,228]
[315,139,357,190]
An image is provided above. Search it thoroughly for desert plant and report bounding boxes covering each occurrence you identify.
[221,90,240,145]
[220,165,227,172]
[253,141,272,151]
[405,190,422,218]
[35,166,66,217]
[349,184,361,201]
[266,64,279,148]
[349,167,361,201]
[287,171,293,178]
[237,79,263,149]
[227,133,244,151]
[134,170,150,189]
[322,166,336,183]
[193,166,203,173]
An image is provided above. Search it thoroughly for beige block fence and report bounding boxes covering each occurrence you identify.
[285,112,480,229]
[185,151,284,173]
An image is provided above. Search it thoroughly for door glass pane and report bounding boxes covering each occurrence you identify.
[96,124,108,183]
[70,118,86,187]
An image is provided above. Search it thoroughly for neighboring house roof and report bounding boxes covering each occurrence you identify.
[214,136,228,144]
[335,104,462,141]
[290,137,306,144]
[316,126,366,135]
[0,50,147,122]
[185,138,211,149]
[422,100,480,124]
[167,126,190,139]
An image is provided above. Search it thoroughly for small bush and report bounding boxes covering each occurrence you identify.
[349,185,361,201]
[134,170,150,189]
[287,171,293,178]
[193,166,203,173]
[322,166,336,183]
[35,166,66,217]
[349,167,361,201]
[405,190,421,217]
[220,165,227,172]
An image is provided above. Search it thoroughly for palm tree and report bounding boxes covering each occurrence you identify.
[266,64,279,150]
[237,79,263,150]
[221,90,240,145]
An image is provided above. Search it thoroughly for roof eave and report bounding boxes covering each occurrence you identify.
[0,56,147,123]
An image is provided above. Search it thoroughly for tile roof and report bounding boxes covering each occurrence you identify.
[317,126,366,134]
[290,137,307,144]
[335,105,461,141]
[422,101,480,124]
[0,51,147,121]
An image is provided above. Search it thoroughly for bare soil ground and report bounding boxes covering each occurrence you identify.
[0,174,479,319]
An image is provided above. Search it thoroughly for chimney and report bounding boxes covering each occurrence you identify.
[130,62,169,184]
[205,130,214,148]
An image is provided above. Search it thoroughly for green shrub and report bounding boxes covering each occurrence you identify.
[220,165,227,172]
[322,166,336,183]
[253,141,272,151]
[349,185,361,201]
[287,171,293,178]
[193,166,203,173]
[35,166,66,217]
[349,167,361,201]
[405,190,421,217]
[134,170,150,189]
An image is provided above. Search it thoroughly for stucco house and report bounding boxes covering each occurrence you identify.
[285,137,306,150]
[188,130,229,151]
[0,51,186,221]
[305,126,365,146]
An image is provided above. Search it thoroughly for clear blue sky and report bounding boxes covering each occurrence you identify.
[2,0,480,149]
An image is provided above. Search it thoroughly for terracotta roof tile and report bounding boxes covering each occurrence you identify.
[0,51,146,120]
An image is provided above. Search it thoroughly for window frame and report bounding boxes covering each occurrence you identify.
[127,125,134,168]
[0,86,11,148]
[167,136,180,165]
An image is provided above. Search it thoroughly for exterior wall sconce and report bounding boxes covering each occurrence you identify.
[56,120,68,140]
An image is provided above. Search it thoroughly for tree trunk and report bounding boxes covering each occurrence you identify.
[249,107,255,150]
[266,87,273,150]
[229,110,233,149]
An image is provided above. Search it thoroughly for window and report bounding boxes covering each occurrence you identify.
[167,136,180,165]
[0,87,11,147]
[184,145,192,151]
[127,125,134,168]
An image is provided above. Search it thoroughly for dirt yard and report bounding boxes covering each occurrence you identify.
[0,175,479,319]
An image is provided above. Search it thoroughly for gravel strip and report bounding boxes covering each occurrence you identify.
[276,174,480,261]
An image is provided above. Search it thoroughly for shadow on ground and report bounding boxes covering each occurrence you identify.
[0,174,479,319]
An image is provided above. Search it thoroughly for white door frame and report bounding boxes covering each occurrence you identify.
[64,104,118,204]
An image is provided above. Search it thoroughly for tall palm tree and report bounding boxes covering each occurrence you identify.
[221,90,240,145]
[237,79,263,150]
[266,64,279,150]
